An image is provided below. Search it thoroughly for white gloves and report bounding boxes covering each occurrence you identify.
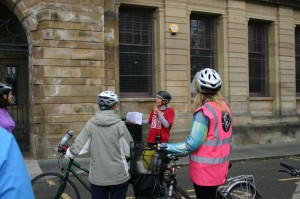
[66,148,76,159]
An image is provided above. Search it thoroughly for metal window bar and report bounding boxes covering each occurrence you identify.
[295,26,300,95]
[0,5,29,152]
[119,8,153,97]
[4,61,29,151]
[248,22,268,97]
[190,16,216,84]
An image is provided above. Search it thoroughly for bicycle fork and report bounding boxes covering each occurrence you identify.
[165,165,176,199]
[55,181,68,199]
[54,159,73,199]
[167,182,175,198]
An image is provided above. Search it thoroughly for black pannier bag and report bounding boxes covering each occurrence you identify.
[130,142,165,199]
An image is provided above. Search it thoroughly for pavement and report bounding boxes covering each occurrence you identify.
[24,141,300,198]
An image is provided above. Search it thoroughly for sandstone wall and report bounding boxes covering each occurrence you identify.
[2,0,300,158]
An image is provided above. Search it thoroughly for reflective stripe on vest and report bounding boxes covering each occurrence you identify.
[202,104,231,146]
[190,153,231,164]
[190,103,231,164]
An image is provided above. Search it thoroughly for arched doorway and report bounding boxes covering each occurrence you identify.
[0,4,29,152]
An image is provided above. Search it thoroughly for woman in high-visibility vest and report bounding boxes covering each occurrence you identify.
[163,68,233,199]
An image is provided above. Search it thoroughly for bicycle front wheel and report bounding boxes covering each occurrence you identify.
[31,172,80,199]
[224,182,261,199]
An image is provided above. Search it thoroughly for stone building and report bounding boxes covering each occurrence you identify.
[1,0,300,158]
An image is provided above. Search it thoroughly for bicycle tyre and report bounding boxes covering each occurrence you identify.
[224,182,261,199]
[31,172,81,199]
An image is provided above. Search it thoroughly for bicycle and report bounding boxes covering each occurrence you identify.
[130,142,262,199]
[31,137,90,199]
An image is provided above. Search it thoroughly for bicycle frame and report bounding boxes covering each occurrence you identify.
[163,164,229,199]
[130,143,260,199]
[56,158,90,198]
[161,154,193,199]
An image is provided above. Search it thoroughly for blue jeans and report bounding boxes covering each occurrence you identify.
[90,181,129,199]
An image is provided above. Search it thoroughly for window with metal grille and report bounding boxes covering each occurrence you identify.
[248,21,269,97]
[296,26,300,96]
[190,16,217,92]
[119,8,153,97]
[5,64,17,102]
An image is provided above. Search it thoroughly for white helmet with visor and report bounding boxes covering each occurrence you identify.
[97,91,119,106]
[194,68,222,94]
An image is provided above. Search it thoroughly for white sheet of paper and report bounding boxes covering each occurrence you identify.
[126,112,143,125]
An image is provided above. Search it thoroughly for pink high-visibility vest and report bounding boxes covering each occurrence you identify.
[189,101,232,186]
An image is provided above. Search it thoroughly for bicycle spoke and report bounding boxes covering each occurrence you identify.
[225,182,259,199]
[31,172,80,199]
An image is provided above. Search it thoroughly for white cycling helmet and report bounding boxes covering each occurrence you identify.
[195,68,222,93]
[97,91,119,106]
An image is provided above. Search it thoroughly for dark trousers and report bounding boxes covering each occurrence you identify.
[193,183,218,199]
[90,181,129,199]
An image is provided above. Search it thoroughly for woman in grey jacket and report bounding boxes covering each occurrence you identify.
[66,91,133,199]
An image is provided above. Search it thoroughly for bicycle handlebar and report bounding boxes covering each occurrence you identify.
[280,162,295,170]
[173,153,189,158]
[54,130,74,154]
[55,144,69,154]
[279,162,300,177]
[152,144,189,161]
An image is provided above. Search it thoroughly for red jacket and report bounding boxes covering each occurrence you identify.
[146,107,175,143]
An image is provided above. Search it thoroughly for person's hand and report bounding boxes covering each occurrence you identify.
[130,120,136,125]
[125,120,136,125]
[158,143,168,149]
[153,107,161,115]
[66,148,76,159]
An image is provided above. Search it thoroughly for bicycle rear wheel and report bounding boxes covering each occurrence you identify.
[31,172,80,199]
[224,182,261,199]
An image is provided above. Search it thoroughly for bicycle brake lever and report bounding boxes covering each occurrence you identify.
[291,169,300,177]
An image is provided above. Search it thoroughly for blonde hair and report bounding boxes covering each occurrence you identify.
[194,82,227,112]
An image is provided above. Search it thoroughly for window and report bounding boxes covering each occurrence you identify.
[296,26,300,96]
[5,64,18,103]
[119,8,153,97]
[248,21,269,97]
[190,16,217,92]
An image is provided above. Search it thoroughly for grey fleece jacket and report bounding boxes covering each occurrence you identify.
[69,110,133,186]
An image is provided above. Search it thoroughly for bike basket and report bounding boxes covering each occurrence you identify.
[130,142,163,175]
